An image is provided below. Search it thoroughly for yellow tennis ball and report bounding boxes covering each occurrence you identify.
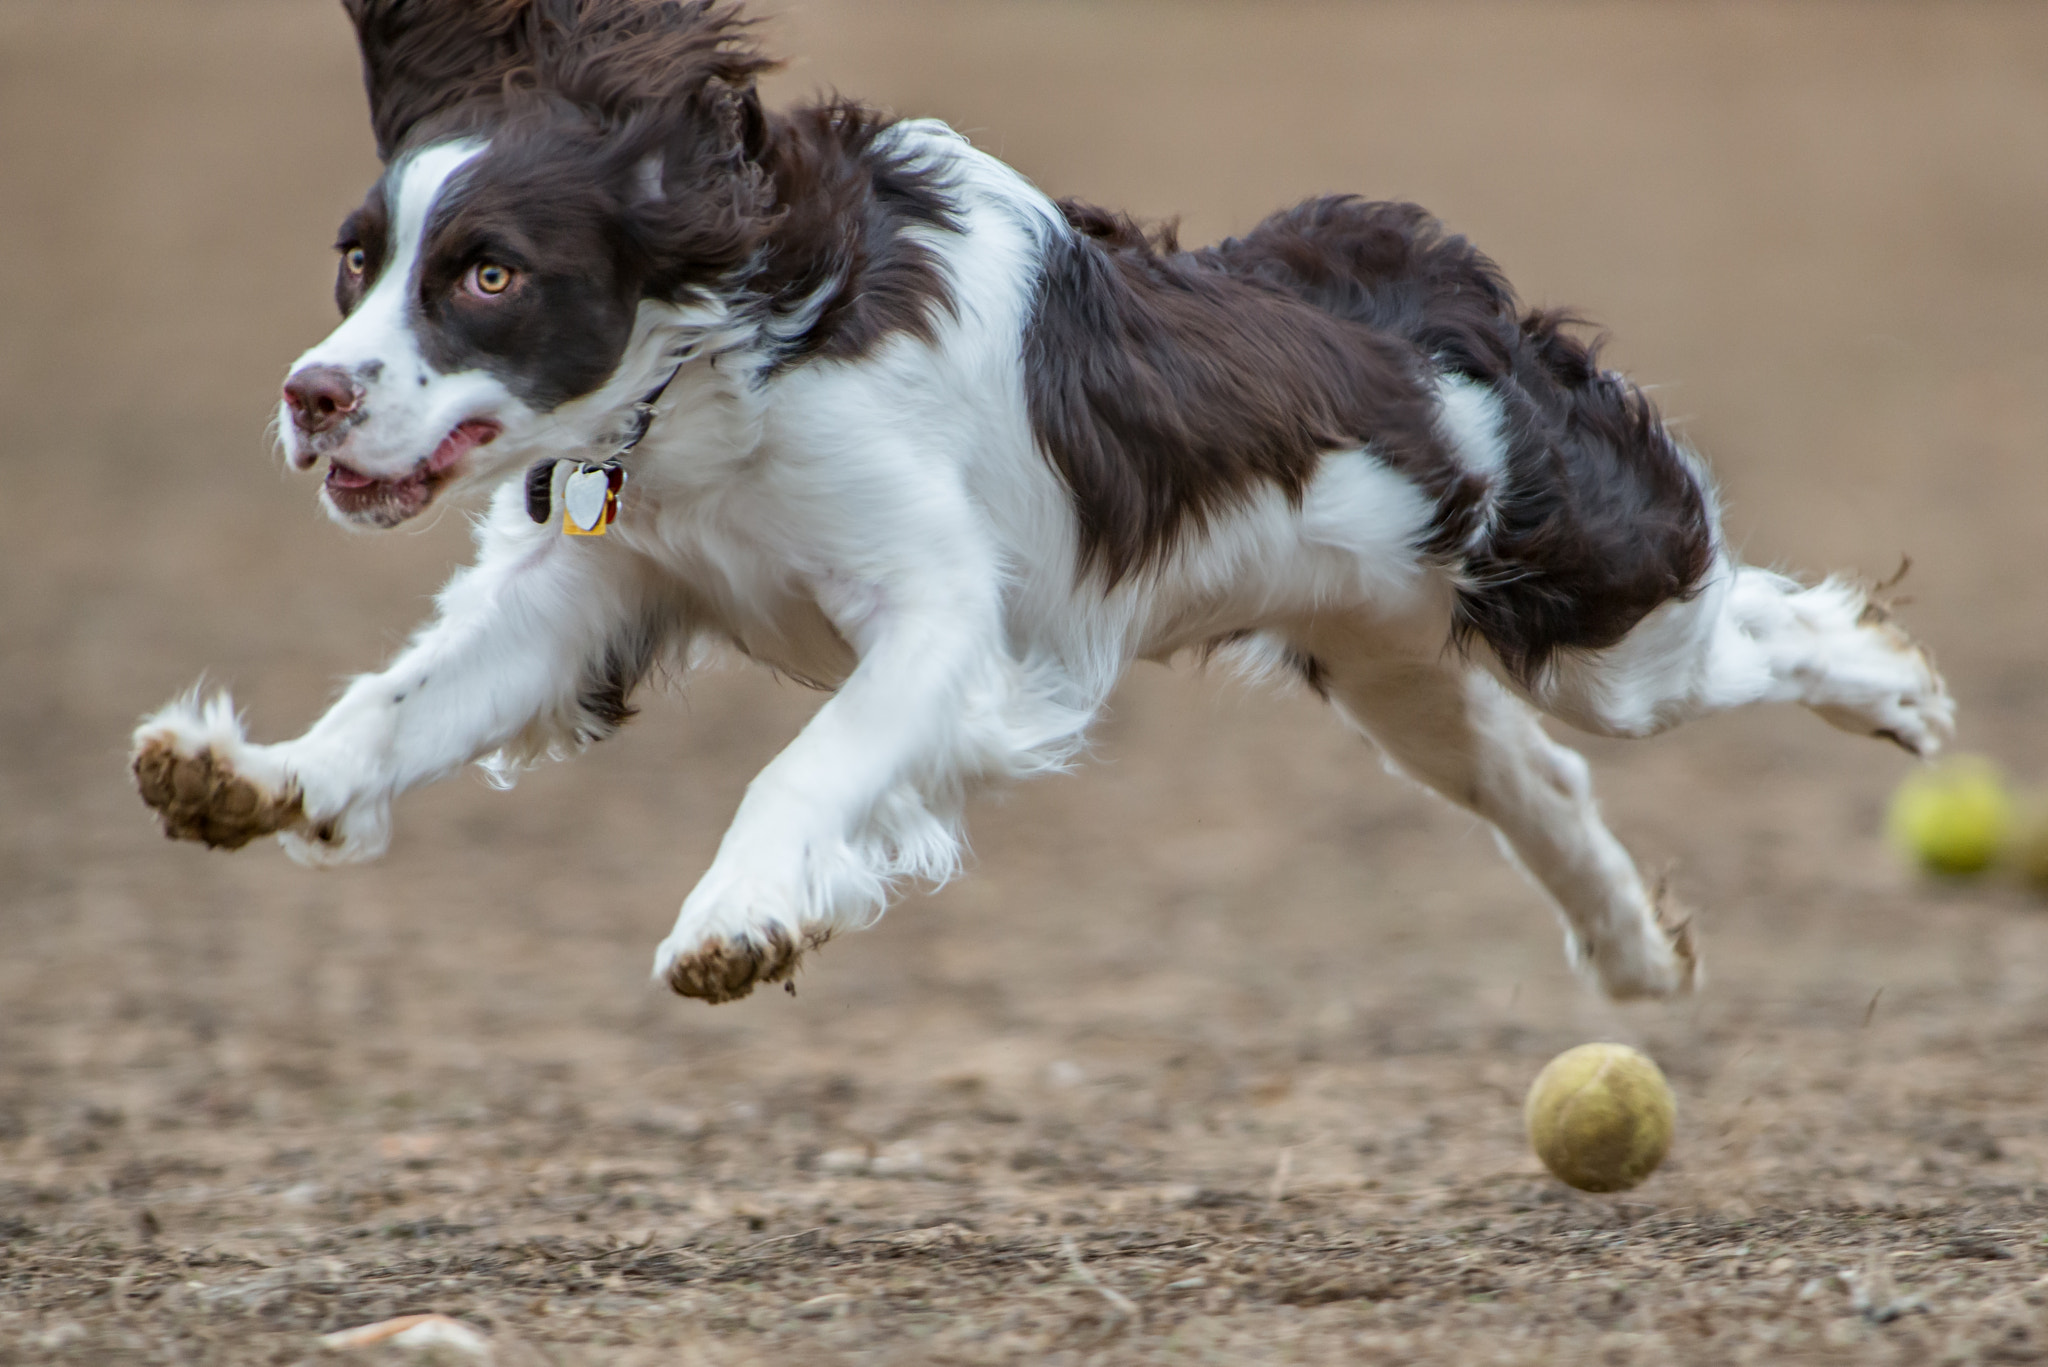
[1524,1043,1676,1193]
[1888,756,2014,877]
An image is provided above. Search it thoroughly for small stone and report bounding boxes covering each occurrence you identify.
[870,1145,924,1177]
[817,1148,869,1175]
[318,1314,490,1358]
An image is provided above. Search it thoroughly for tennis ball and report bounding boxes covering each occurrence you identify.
[1888,755,2014,877]
[1524,1043,1675,1193]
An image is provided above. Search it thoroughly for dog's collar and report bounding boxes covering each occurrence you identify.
[524,355,690,532]
[610,352,692,464]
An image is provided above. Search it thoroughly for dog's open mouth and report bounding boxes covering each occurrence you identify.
[323,419,502,526]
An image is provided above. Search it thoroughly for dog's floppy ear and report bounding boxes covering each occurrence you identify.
[342,2,777,161]
[341,0,534,160]
[624,75,776,298]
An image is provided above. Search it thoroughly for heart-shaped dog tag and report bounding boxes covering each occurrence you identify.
[563,465,612,534]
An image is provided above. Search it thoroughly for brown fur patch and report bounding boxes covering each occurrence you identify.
[1023,202,1456,587]
[342,0,775,161]
[663,926,831,1004]
[1202,199,1715,682]
[752,103,961,370]
[1028,194,1714,679]
[338,2,956,380]
[132,741,303,851]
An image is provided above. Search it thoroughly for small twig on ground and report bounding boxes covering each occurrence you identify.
[1268,1147,1294,1212]
[734,1227,827,1259]
[1061,1236,1138,1321]
[586,1235,657,1265]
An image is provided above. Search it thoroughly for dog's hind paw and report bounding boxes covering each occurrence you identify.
[1800,577,1956,759]
[1810,645,1954,759]
[132,693,304,850]
[654,926,831,1004]
[1576,885,1702,1003]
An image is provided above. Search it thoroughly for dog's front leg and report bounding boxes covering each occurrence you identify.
[133,493,669,864]
[654,555,1020,1003]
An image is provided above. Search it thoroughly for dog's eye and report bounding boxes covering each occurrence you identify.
[342,246,367,277]
[466,263,517,298]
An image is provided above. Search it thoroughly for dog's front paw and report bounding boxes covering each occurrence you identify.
[654,925,832,1004]
[651,823,887,1005]
[654,862,839,1004]
[132,694,303,850]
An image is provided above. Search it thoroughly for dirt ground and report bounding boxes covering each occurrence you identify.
[5,2,2048,1363]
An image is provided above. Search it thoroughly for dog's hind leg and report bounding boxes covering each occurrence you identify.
[1413,309,1949,757]
[1523,560,1954,757]
[1300,618,1696,1000]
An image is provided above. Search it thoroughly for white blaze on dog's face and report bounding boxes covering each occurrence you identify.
[280,136,654,528]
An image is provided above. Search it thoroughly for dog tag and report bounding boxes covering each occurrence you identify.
[563,465,612,535]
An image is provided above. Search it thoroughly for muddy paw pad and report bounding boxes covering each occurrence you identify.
[132,740,300,851]
[665,928,830,1004]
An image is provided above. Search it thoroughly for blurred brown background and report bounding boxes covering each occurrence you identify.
[3,3,2047,1363]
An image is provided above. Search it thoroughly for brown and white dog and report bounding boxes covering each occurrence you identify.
[132,0,1951,1005]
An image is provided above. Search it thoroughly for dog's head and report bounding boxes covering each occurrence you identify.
[281,0,776,528]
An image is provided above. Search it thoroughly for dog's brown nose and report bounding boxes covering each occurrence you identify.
[283,366,363,434]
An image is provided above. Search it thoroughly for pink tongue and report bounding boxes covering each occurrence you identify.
[429,420,500,474]
[324,421,500,490]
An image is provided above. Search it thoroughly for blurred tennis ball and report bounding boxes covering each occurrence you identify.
[1888,755,2013,877]
[1525,1043,1675,1193]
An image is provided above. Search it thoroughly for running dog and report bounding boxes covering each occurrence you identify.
[133,0,1952,1003]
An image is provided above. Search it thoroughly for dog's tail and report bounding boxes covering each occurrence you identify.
[1206,197,1717,685]
[1441,314,1717,685]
